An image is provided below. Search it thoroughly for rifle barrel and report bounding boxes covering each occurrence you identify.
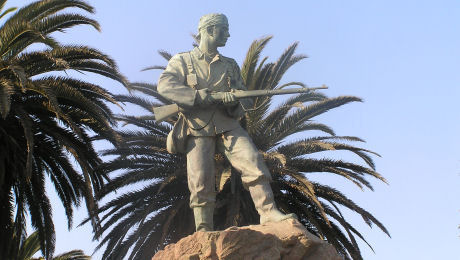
[233,85,328,98]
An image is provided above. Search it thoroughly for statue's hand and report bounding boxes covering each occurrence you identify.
[222,89,238,106]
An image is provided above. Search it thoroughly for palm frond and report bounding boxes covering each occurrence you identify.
[0,7,16,20]
[5,0,94,25]
[16,231,41,260]
[52,249,91,260]
[315,183,390,237]
[157,50,172,61]
[273,96,362,142]
[0,1,127,258]
[141,65,166,71]
[35,13,100,34]
[0,79,15,118]
[241,35,272,89]
[115,94,160,113]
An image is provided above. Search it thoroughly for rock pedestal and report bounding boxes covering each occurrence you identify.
[152,219,343,260]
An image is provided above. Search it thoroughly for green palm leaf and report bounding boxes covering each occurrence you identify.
[0,1,126,258]
[16,231,40,260]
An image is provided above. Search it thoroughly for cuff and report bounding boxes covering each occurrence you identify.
[194,88,209,105]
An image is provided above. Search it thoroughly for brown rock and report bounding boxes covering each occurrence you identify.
[152,219,343,260]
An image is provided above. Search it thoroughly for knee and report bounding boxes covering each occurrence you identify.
[242,174,272,190]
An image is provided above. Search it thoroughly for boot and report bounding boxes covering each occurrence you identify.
[248,181,297,224]
[193,206,214,231]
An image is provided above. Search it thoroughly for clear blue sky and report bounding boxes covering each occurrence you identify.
[14,0,460,259]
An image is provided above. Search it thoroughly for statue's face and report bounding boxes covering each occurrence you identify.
[212,23,230,47]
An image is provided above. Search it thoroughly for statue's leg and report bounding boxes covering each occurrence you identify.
[186,136,216,231]
[218,127,296,224]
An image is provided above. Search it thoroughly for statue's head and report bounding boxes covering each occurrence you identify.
[197,13,230,47]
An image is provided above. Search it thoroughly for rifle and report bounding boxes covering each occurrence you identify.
[153,85,328,122]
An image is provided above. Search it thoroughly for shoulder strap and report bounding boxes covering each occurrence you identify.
[185,52,195,74]
[183,52,197,89]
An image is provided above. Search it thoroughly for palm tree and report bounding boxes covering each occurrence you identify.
[0,0,127,259]
[93,37,389,260]
[14,230,90,260]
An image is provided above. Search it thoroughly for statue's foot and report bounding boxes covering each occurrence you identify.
[260,210,297,224]
[196,225,214,232]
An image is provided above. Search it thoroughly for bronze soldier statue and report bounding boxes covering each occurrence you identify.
[157,13,296,232]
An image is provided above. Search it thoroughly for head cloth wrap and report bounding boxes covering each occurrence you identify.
[198,13,228,32]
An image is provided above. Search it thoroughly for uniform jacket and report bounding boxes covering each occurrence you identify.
[158,47,251,136]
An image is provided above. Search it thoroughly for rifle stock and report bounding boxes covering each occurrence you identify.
[153,103,180,123]
[153,85,328,123]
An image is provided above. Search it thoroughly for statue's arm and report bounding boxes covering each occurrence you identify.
[158,54,200,108]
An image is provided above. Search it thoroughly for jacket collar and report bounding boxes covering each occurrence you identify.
[192,47,221,62]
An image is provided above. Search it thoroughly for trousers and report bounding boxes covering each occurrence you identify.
[186,126,272,208]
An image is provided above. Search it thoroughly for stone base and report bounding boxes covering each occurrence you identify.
[152,219,343,260]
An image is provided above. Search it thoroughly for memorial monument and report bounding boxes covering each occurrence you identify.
[157,13,297,232]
